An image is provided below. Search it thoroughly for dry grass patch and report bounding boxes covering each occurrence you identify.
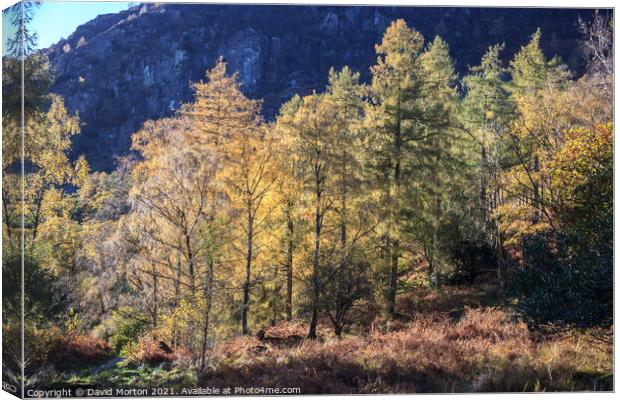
[200,308,612,393]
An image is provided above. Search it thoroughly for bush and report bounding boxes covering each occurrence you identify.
[2,251,66,324]
[124,337,177,366]
[508,233,612,329]
[47,335,114,370]
[448,240,498,284]
[110,310,148,355]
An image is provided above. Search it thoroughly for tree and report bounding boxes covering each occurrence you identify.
[130,117,221,353]
[180,58,276,336]
[462,44,515,285]
[2,9,54,249]
[497,29,571,246]
[510,123,613,329]
[572,11,613,125]
[320,67,375,335]
[1,8,88,384]
[407,35,461,283]
[4,1,40,58]
[366,19,424,316]
[320,248,371,337]
[366,21,459,313]
[509,29,567,91]
[273,96,306,321]
[550,123,612,250]
[578,11,613,82]
[278,93,338,339]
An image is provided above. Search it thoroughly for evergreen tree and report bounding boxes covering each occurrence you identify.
[366,21,459,313]
[462,44,514,285]
[322,67,373,335]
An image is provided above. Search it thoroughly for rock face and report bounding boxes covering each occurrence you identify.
[44,4,594,170]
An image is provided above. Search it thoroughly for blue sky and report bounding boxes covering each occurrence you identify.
[3,1,131,55]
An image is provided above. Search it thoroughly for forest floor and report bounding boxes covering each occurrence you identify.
[42,283,613,394]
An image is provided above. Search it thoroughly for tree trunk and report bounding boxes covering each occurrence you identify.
[241,208,253,336]
[429,147,443,289]
[532,155,541,224]
[308,167,322,340]
[340,149,348,249]
[387,101,402,317]
[185,233,195,295]
[337,153,349,326]
[285,206,294,321]
[185,232,196,350]
[425,244,434,282]
[151,263,158,327]
[334,324,343,338]
[172,257,181,347]
[480,141,487,222]
[388,240,399,317]
[2,191,12,241]
[200,259,214,371]
[30,191,43,245]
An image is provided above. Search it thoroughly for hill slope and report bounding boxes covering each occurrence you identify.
[44,4,594,170]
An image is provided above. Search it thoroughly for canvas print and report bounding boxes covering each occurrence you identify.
[1,1,614,397]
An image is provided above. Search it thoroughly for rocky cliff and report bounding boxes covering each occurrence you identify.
[43,4,595,170]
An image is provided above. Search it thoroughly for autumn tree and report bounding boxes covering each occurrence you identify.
[130,117,221,351]
[495,29,571,245]
[405,35,461,283]
[570,11,613,127]
[1,4,88,383]
[551,124,613,250]
[180,58,277,336]
[273,100,307,321]
[278,93,339,339]
[578,11,613,92]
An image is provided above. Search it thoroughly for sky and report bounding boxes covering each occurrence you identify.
[2,1,131,55]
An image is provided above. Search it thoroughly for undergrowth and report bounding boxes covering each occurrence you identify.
[200,308,612,393]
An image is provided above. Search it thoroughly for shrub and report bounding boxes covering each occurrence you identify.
[2,251,66,325]
[124,337,177,366]
[508,233,612,329]
[110,310,148,355]
[448,241,498,284]
[449,307,528,343]
[200,308,611,392]
[47,335,114,370]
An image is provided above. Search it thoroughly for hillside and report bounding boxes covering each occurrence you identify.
[44,3,595,170]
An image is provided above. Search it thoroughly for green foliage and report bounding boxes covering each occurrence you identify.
[509,29,568,90]
[509,122,613,329]
[2,54,54,133]
[65,308,82,338]
[319,247,373,336]
[3,1,41,57]
[508,233,612,328]
[2,251,66,325]
[110,310,149,355]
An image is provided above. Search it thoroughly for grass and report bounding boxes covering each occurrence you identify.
[199,307,612,393]
[34,284,613,393]
[44,361,197,391]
